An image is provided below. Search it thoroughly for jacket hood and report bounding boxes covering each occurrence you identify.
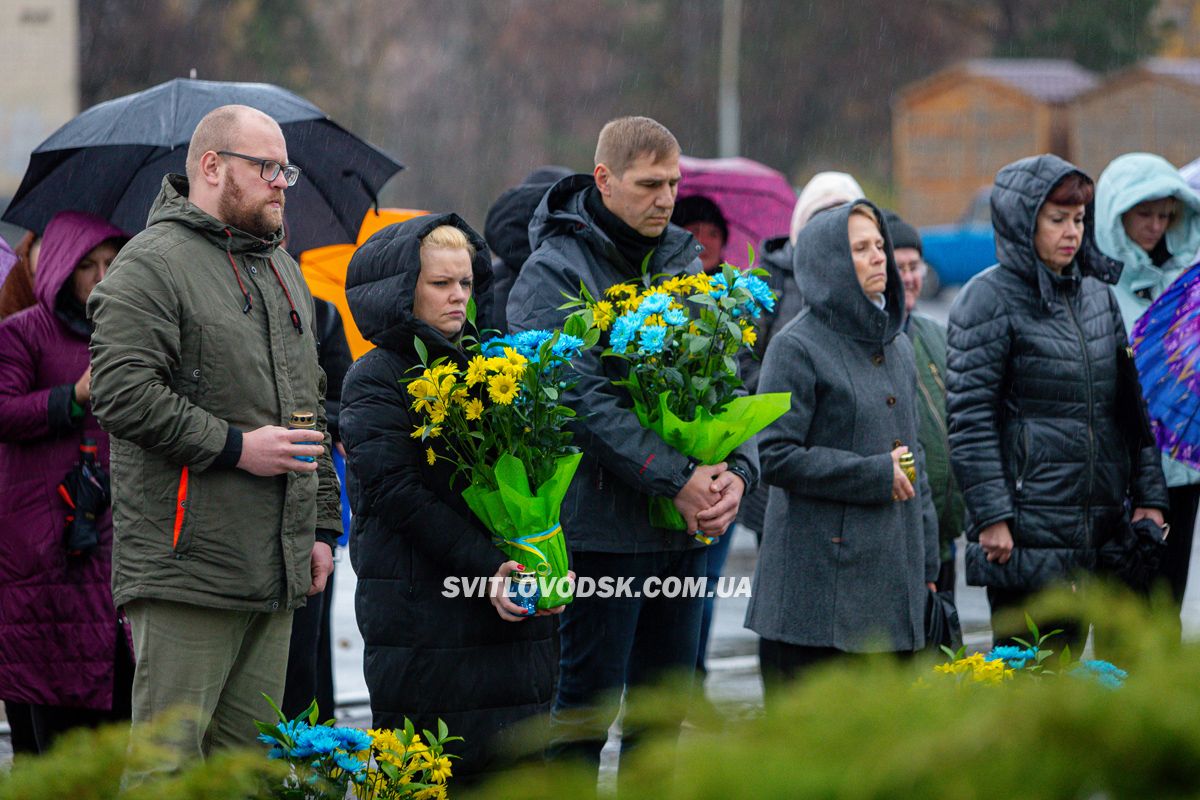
[484,179,557,269]
[991,154,1122,299]
[345,212,493,355]
[529,173,700,277]
[790,171,865,245]
[1095,152,1200,293]
[35,211,127,332]
[148,174,285,255]
[792,200,904,343]
[759,235,794,275]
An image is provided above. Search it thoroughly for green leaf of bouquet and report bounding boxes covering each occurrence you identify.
[543,386,559,401]
[939,644,957,660]
[746,242,757,268]
[438,718,449,741]
[303,697,320,726]
[255,719,284,740]
[262,692,287,723]
[1059,643,1072,667]
[555,406,576,417]
[723,355,738,376]
[1011,637,1033,649]
[583,328,601,349]
[1025,612,1040,641]
[688,292,717,308]
[413,336,429,366]
[564,313,587,338]
[466,296,477,326]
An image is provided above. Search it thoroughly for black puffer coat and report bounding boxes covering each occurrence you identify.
[341,213,557,777]
[946,155,1168,590]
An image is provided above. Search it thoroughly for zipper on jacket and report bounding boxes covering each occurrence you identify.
[928,361,947,395]
[1014,422,1030,494]
[172,466,189,550]
[1064,293,1095,545]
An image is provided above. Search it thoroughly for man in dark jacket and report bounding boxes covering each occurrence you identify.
[507,117,758,779]
[885,211,965,597]
[484,166,572,333]
[88,105,342,768]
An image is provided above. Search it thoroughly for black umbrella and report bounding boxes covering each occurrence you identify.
[2,78,403,254]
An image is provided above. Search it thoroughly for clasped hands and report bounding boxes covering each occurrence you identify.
[672,461,745,540]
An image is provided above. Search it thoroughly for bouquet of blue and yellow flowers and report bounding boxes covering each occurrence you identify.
[407,319,598,608]
[256,696,459,799]
[566,260,790,535]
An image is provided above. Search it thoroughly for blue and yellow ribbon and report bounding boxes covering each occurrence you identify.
[494,523,561,576]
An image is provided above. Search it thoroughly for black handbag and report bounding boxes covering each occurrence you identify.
[924,589,963,652]
[1098,517,1169,592]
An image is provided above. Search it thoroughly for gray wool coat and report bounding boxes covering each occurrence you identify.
[745,201,939,653]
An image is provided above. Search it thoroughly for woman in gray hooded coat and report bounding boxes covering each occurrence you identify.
[746,201,938,700]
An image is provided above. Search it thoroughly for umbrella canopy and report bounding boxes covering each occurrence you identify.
[0,237,15,288]
[2,78,403,255]
[1131,260,1200,470]
[677,155,796,268]
[300,208,428,360]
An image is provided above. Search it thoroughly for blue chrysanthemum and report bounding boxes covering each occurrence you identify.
[297,725,341,755]
[638,325,667,354]
[334,727,373,753]
[334,751,368,773]
[739,274,776,313]
[551,333,585,359]
[663,308,687,326]
[638,292,670,315]
[1076,659,1128,689]
[709,273,730,299]
[985,645,1038,669]
[610,314,640,353]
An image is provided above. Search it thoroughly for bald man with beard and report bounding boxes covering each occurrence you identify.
[88,105,342,773]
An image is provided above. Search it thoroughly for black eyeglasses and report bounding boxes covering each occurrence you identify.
[216,150,302,186]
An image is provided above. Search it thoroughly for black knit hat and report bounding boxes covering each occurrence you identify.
[882,209,922,254]
[671,195,729,243]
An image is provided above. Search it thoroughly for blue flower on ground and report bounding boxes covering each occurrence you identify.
[985,645,1038,669]
[663,308,687,326]
[1075,659,1128,689]
[638,325,667,354]
[610,314,640,353]
[638,292,670,315]
[334,751,368,773]
[333,727,372,753]
[297,725,341,755]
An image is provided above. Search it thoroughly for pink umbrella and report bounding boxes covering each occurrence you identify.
[677,156,796,269]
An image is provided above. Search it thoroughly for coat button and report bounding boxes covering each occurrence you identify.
[872,353,884,365]
[192,369,200,379]
[886,396,897,406]
[250,266,258,275]
[270,601,279,610]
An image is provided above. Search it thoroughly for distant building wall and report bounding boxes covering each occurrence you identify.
[1073,72,1200,176]
[0,1,78,203]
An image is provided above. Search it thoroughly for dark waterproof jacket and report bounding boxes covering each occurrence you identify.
[907,313,965,562]
[738,235,805,534]
[506,174,759,553]
[947,155,1169,591]
[0,212,128,709]
[745,202,939,653]
[342,213,557,778]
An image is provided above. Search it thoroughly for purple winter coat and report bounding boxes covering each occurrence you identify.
[0,211,128,710]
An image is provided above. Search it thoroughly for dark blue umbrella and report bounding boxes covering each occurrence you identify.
[1,78,403,255]
[1131,260,1200,469]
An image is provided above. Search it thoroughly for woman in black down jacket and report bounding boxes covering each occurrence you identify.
[946,155,1168,651]
[341,214,560,780]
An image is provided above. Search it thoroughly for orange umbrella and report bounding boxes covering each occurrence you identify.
[300,208,428,359]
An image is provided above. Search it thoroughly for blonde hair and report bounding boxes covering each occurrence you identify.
[420,224,476,259]
[849,203,880,228]
[594,116,680,177]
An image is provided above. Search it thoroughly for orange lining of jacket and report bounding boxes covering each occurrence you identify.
[172,466,189,549]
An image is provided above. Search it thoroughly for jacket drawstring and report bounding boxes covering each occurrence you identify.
[222,228,303,335]
[224,229,253,314]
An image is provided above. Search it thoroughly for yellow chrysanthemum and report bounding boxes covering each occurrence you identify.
[592,300,615,331]
[414,785,447,800]
[410,426,424,440]
[643,314,664,327]
[484,356,509,373]
[488,372,519,405]
[604,283,637,299]
[503,361,527,380]
[503,346,528,367]
[742,326,757,346]
[429,755,453,783]
[410,397,433,416]
[429,363,457,383]
[426,447,436,466]
[689,273,715,293]
[369,728,405,766]
[660,275,689,295]
[407,376,434,399]
[465,355,489,386]
[429,404,447,425]
[464,398,484,420]
[451,387,469,405]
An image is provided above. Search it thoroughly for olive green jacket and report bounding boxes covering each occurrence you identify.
[908,313,965,561]
[89,175,342,612]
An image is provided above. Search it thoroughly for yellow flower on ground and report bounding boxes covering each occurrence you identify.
[592,300,615,331]
[742,326,757,346]
[426,447,436,466]
[465,355,489,387]
[464,398,484,420]
[488,372,519,405]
